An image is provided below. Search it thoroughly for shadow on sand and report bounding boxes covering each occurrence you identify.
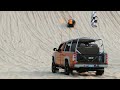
[51,71,98,77]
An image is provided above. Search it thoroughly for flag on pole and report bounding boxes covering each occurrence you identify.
[91,11,98,27]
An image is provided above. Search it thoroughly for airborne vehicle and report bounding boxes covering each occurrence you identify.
[67,19,76,28]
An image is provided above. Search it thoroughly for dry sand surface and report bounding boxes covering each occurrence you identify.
[0,11,120,79]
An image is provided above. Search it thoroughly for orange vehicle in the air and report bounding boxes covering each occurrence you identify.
[52,37,108,75]
[67,19,76,27]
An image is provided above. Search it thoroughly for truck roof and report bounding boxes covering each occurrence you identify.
[62,37,101,44]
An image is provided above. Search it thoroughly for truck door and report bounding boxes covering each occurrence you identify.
[59,43,66,66]
[55,43,64,65]
[61,41,72,66]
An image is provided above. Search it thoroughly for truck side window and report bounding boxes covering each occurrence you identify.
[71,40,77,52]
[65,41,71,51]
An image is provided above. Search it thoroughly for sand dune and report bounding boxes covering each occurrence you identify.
[0,11,120,79]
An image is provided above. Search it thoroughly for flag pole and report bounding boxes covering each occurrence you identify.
[61,31,62,43]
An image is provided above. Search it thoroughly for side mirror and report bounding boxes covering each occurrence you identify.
[53,48,57,51]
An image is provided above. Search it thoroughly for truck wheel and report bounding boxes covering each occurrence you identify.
[65,60,70,75]
[96,70,104,75]
[52,61,57,73]
[76,70,83,73]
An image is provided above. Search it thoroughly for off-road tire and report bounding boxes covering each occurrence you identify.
[96,70,104,75]
[64,60,70,75]
[52,61,57,73]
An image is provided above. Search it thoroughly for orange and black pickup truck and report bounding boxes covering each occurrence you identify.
[52,37,108,75]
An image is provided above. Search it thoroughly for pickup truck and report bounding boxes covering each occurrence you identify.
[52,37,108,75]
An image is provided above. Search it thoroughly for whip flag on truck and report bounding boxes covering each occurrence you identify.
[91,11,98,27]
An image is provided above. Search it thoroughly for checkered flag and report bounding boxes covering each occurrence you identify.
[91,11,98,27]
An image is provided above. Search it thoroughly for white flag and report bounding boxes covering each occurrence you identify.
[91,11,98,27]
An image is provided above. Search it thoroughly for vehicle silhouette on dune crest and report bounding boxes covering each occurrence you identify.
[52,37,108,75]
